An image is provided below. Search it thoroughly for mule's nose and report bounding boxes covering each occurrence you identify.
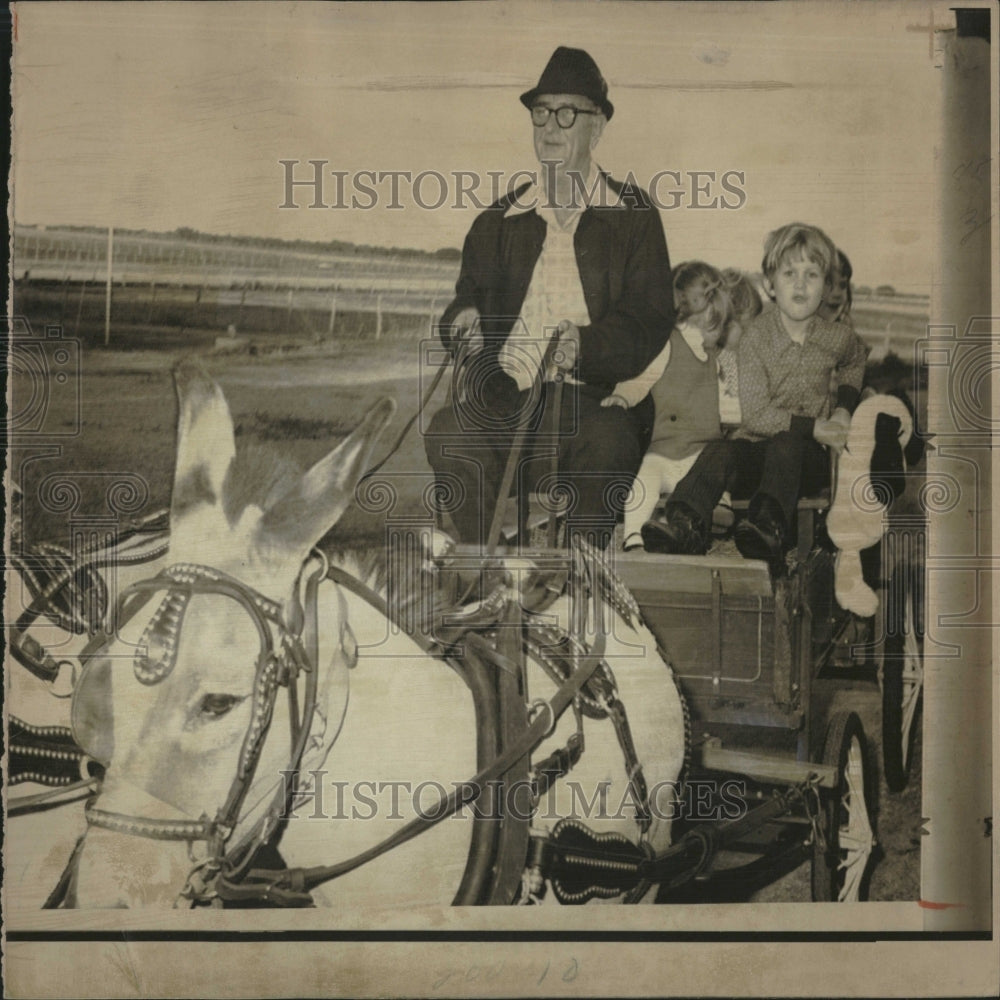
[73,827,195,908]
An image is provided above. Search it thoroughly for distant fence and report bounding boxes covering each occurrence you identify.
[851,298,930,362]
[12,277,450,344]
[13,276,930,357]
[11,226,929,357]
[11,225,459,346]
[12,225,459,287]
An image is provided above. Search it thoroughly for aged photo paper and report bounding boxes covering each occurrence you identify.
[4,1,997,997]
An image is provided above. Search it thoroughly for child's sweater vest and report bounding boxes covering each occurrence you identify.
[648,333,721,460]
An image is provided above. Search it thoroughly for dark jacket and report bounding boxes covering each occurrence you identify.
[439,175,674,413]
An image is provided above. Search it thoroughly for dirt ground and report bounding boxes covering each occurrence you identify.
[7,335,921,905]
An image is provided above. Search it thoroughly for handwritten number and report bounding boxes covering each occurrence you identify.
[434,959,569,990]
[959,208,991,247]
[952,155,992,181]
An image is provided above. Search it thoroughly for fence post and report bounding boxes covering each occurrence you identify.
[286,287,295,335]
[61,270,70,322]
[74,279,88,338]
[327,294,337,339]
[147,280,157,325]
[375,293,382,340]
[104,226,113,347]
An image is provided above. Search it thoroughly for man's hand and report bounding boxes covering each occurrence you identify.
[601,393,629,409]
[449,307,482,354]
[814,415,849,452]
[552,320,580,371]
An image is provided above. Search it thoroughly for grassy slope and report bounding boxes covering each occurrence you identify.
[11,339,433,550]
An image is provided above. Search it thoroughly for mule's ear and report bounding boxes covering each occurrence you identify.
[260,397,395,553]
[171,362,236,522]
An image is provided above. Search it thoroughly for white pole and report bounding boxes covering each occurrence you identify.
[327,294,337,338]
[104,225,114,347]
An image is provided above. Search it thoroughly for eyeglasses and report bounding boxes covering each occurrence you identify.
[530,105,601,129]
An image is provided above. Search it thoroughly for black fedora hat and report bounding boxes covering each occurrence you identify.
[520,46,614,121]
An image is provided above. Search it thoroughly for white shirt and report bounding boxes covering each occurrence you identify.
[498,164,618,391]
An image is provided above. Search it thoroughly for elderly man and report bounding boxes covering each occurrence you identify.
[424,46,674,549]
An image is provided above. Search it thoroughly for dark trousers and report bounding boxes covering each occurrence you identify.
[669,431,829,530]
[424,382,647,548]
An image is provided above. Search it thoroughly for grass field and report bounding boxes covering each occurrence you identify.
[10,335,436,551]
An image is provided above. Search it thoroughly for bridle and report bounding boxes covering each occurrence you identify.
[73,553,328,903]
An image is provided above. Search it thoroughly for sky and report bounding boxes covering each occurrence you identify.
[11,1,946,293]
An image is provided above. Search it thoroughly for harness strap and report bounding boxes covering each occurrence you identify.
[361,357,451,482]
[486,328,564,555]
[524,625,650,832]
[531,731,584,799]
[604,698,651,832]
[9,524,170,683]
[42,833,89,910]
[7,778,100,818]
[219,556,324,887]
[546,377,564,548]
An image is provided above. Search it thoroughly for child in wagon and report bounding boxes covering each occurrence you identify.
[818,248,854,325]
[716,267,764,429]
[642,223,868,569]
[603,262,760,552]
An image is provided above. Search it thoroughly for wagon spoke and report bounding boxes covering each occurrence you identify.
[829,730,875,903]
[899,604,924,767]
[845,763,871,834]
[837,852,866,902]
[838,830,871,851]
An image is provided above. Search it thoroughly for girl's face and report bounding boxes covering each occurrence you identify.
[688,297,724,347]
[680,278,723,346]
[819,272,851,321]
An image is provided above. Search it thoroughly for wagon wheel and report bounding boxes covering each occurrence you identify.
[879,556,924,793]
[811,711,876,902]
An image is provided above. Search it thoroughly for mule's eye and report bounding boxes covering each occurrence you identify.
[198,693,246,718]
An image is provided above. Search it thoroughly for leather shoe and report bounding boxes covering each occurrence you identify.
[734,496,787,563]
[641,506,707,555]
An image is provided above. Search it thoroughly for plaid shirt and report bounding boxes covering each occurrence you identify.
[735,305,868,442]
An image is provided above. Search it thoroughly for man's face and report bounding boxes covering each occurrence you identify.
[531,93,604,177]
[765,250,827,324]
